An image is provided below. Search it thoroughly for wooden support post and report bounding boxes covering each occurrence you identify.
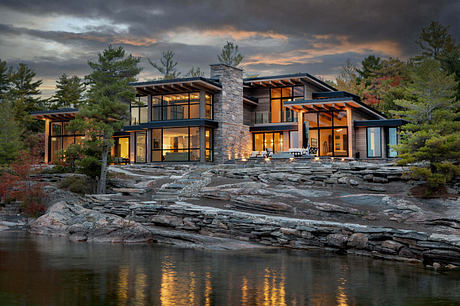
[298,111,304,148]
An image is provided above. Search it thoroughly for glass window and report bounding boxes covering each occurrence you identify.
[254,134,264,152]
[334,128,348,157]
[51,123,62,136]
[189,104,200,119]
[271,88,281,98]
[319,129,333,156]
[265,133,274,151]
[274,133,283,153]
[163,128,188,150]
[304,113,317,128]
[190,127,200,148]
[139,96,148,106]
[271,99,281,123]
[205,94,213,119]
[152,106,161,121]
[152,129,161,150]
[334,111,347,126]
[114,137,129,159]
[293,86,304,97]
[140,106,148,123]
[190,92,200,103]
[205,128,213,149]
[152,96,161,106]
[318,112,332,127]
[282,87,292,97]
[135,132,146,163]
[387,128,398,158]
[308,129,318,153]
[367,127,381,158]
[290,131,299,148]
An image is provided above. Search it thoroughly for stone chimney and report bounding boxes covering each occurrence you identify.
[209,64,251,162]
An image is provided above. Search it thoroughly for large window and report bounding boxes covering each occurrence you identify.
[152,92,213,121]
[49,121,84,163]
[270,86,304,123]
[113,137,129,161]
[253,132,284,153]
[130,96,148,125]
[151,127,213,162]
[367,127,381,158]
[135,131,147,163]
[386,127,398,158]
[303,111,348,157]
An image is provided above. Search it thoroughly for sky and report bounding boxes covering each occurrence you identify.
[0,0,459,98]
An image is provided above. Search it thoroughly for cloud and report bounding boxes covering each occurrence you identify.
[0,0,458,97]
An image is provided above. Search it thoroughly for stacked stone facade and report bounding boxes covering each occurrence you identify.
[210,64,252,162]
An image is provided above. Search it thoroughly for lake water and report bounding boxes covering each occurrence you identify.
[0,231,459,305]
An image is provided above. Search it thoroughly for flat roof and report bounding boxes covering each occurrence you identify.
[130,77,222,96]
[30,108,78,120]
[284,97,386,120]
[354,119,408,127]
[244,73,336,91]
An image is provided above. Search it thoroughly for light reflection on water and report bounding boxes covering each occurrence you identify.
[0,232,459,305]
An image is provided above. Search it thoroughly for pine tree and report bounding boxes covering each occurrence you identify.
[335,60,364,96]
[218,41,244,67]
[357,55,382,84]
[51,73,85,109]
[148,50,181,80]
[392,59,460,192]
[71,46,141,194]
[186,67,204,77]
[0,97,23,165]
[0,59,9,96]
[7,63,45,133]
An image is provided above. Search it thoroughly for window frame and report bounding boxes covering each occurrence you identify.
[269,85,304,123]
[151,127,213,162]
[149,92,213,122]
[303,110,349,157]
[366,127,382,158]
[134,131,148,163]
[48,121,85,163]
[252,132,285,153]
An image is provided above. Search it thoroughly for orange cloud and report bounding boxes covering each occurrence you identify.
[201,26,288,40]
[244,34,402,66]
[61,32,157,46]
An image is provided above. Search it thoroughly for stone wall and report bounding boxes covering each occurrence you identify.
[86,199,460,268]
[210,64,252,162]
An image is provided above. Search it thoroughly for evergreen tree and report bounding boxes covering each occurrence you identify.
[7,63,45,133]
[357,55,382,84]
[417,21,460,99]
[335,60,364,96]
[0,97,23,165]
[148,50,181,80]
[186,67,204,77]
[392,59,460,192]
[0,59,9,96]
[417,21,459,60]
[218,41,244,67]
[71,46,141,194]
[51,73,85,109]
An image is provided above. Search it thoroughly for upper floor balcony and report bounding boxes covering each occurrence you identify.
[248,110,298,125]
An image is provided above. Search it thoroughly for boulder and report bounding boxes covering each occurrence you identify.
[347,233,368,249]
[327,233,349,248]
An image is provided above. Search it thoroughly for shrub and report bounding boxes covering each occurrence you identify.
[0,150,47,217]
[58,175,93,194]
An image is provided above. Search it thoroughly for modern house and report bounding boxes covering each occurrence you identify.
[31,64,404,164]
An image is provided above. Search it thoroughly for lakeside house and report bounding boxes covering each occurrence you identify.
[31,64,405,164]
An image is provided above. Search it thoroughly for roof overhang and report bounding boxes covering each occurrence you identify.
[354,119,408,127]
[30,108,78,121]
[123,119,219,131]
[249,124,298,132]
[243,95,258,105]
[284,98,386,120]
[130,77,222,96]
[244,73,336,91]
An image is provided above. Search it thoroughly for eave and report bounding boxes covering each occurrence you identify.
[243,73,336,91]
[130,77,222,96]
[30,108,78,121]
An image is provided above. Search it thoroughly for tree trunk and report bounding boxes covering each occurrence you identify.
[97,142,109,194]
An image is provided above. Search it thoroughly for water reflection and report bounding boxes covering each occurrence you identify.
[0,232,459,305]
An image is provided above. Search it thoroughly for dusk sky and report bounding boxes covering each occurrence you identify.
[0,0,459,97]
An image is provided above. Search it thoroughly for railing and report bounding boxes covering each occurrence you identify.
[252,111,298,124]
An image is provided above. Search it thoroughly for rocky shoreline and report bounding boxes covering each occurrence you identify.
[24,196,460,270]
